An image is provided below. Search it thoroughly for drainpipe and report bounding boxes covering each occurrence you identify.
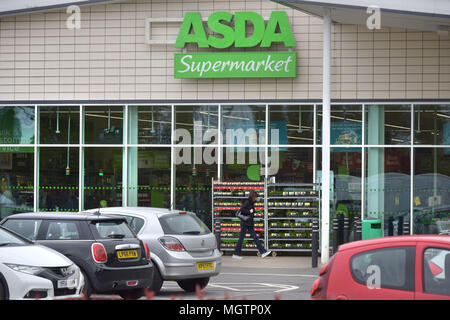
[321,7,332,265]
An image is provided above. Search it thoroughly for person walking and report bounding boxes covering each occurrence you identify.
[233,190,271,259]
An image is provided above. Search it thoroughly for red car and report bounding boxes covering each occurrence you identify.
[311,235,450,300]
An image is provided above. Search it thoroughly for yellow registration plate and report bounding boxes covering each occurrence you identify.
[117,250,138,259]
[197,262,215,271]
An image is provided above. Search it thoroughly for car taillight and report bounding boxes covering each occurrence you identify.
[310,278,321,296]
[159,236,185,251]
[319,263,328,276]
[144,242,151,260]
[91,243,107,263]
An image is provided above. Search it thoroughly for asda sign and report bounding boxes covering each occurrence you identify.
[174,11,296,79]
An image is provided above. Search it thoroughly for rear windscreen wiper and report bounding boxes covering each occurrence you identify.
[107,234,125,239]
[183,231,201,235]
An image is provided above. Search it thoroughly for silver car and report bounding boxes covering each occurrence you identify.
[84,207,221,293]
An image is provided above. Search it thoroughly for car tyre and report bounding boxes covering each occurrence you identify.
[81,270,93,299]
[119,288,144,300]
[148,264,163,294]
[177,277,210,292]
[0,280,5,300]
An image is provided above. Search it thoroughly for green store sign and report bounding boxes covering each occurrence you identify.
[174,11,297,79]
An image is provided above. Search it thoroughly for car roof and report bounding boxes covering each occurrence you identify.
[83,207,191,218]
[339,235,450,252]
[1,211,127,221]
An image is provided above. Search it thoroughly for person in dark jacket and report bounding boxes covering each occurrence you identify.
[233,190,272,259]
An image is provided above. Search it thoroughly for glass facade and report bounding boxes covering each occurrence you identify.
[0,103,449,233]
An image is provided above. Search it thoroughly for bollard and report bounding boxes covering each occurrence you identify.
[388,216,394,236]
[353,216,362,241]
[338,214,344,245]
[403,219,410,235]
[343,215,349,244]
[214,220,221,250]
[311,218,319,268]
[332,216,339,254]
[398,216,404,236]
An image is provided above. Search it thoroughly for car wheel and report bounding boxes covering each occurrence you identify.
[81,270,93,299]
[0,280,5,300]
[119,288,144,300]
[148,265,163,294]
[177,277,210,292]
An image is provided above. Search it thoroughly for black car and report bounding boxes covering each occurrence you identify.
[0,212,154,300]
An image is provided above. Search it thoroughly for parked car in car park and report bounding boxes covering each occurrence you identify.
[83,207,222,293]
[0,212,153,300]
[311,235,450,300]
[0,225,84,300]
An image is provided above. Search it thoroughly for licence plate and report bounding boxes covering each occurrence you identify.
[57,279,78,289]
[197,262,215,271]
[117,249,138,259]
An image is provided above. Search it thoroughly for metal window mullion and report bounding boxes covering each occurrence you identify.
[79,105,83,211]
[361,104,365,221]
[313,104,317,183]
[410,104,414,235]
[170,104,175,210]
[218,104,222,181]
[123,105,128,207]
[34,105,38,212]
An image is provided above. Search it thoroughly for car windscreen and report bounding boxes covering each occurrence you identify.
[0,226,29,246]
[159,213,210,236]
[91,220,136,239]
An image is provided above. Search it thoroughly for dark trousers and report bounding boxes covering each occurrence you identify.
[234,223,266,256]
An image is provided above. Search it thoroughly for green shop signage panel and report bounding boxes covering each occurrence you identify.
[174,51,296,79]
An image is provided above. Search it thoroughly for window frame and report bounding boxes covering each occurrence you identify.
[422,246,450,296]
[349,246,416,292]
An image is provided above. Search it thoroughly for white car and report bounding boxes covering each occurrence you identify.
[0,226,85,300]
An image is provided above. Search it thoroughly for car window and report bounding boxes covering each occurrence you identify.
[91,220,135,239]
[120,215,145,234]
[350,246,415,291]
[2,219,42,241]
[423,247,450,296]
[0,226,29,246]
[159,213,210,236]
[45,221,80,240]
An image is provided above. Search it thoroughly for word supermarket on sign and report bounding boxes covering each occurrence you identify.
[174,11,297,79]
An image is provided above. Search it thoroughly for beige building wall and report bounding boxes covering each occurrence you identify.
[0,0,449,102]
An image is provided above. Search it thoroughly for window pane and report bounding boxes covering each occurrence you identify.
[175,146,217,229]
[84,106,123,144]
[3,219,42,241]
[0,106,35,144]
[331,147,362,219]
[331,105,362,146]
[45,221,80,240]
[175,105,218,145]
[222,147,264,182]
[0,148,34,219]
[268,147,313,183]
[38,106,80,144]
[269,105,313,145]
[423,247,450,296]
[91,220,134,239]
[222,105,265,145]
[365,105,411,145]
[159,213,209,235]
[350,247,411,290]
[414,148,450,234]
[128,105,171,144]
[84,147,123,209]
[365,148,411,236]
[39,147,79,212]
[414,105,450,145]
[127,147,171,208]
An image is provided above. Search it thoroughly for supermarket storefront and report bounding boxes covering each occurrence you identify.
[0,0,450,246]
